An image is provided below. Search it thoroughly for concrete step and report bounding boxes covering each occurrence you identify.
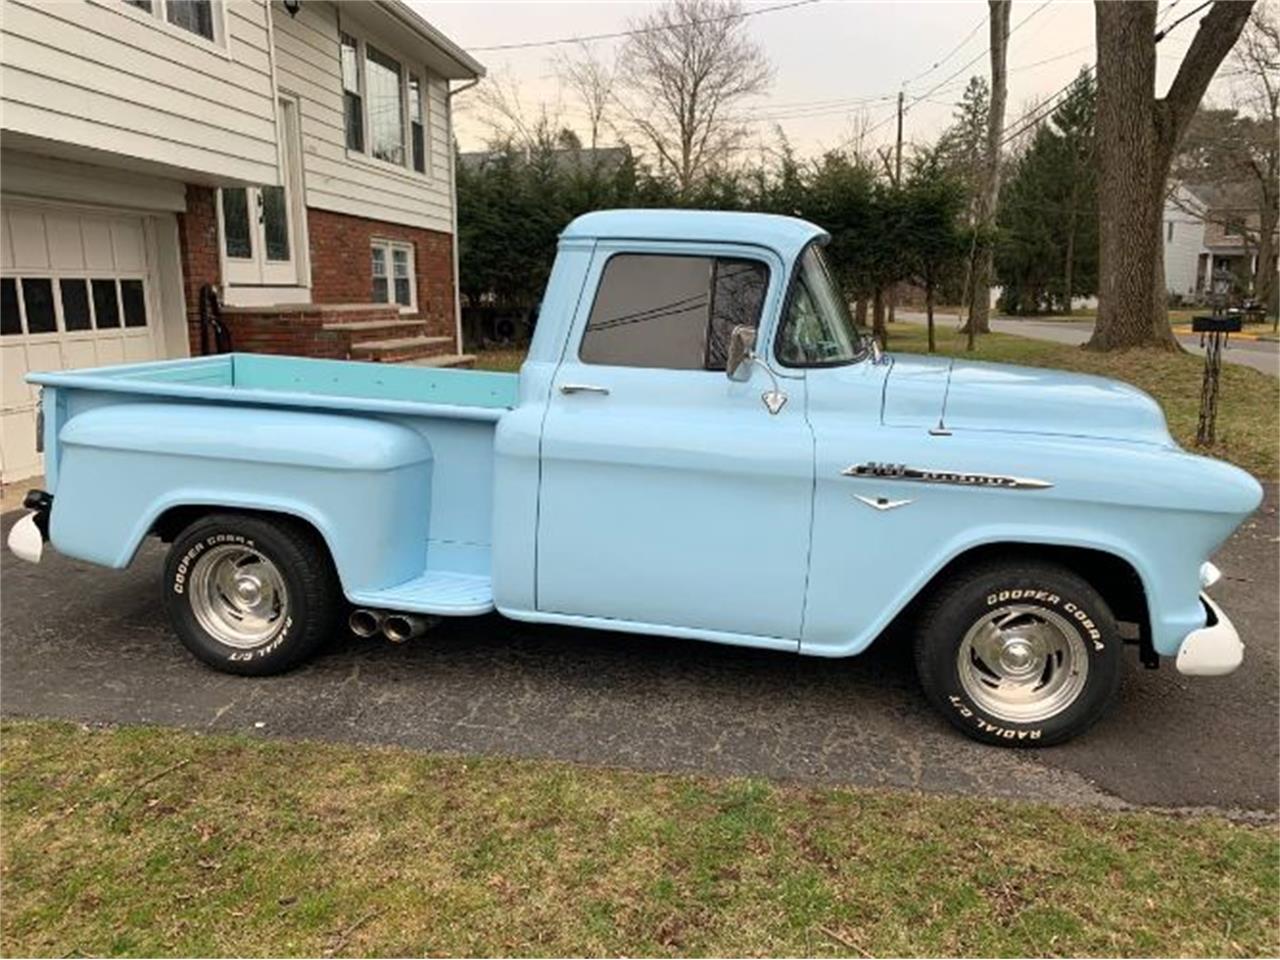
[322,318,428,344]
[350,335,453,363]
[404,353,477,369]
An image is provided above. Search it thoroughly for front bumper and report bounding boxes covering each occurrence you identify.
[1175,593,1243,676]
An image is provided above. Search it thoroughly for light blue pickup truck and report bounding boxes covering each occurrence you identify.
[8,210,1261,746]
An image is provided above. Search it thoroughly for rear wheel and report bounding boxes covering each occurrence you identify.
[163,513,338,675]
[914,561,1122,746]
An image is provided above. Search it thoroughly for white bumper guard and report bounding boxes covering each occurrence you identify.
[1175,562,1243,676]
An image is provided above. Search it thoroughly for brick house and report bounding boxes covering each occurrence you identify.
[0,0,483,481]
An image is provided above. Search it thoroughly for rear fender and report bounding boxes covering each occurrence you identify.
[50,403,432,595]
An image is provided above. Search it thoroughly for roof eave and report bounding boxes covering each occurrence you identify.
[378,1,486,80]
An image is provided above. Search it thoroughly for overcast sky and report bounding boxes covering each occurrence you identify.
[414,0,1217,160]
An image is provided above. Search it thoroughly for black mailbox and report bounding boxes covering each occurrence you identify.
[1191,314,1242,333]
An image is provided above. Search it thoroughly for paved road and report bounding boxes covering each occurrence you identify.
[897,311,1280,377]
[2,492,1276,816]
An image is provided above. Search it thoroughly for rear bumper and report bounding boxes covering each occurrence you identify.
[6,490,51,565]
[1175,593,1243,676]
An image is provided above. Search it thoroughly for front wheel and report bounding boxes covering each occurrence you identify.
[163,513,339,676]
[914,561,1122,747]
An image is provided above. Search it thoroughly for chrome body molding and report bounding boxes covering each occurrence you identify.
[842,462,1054,490]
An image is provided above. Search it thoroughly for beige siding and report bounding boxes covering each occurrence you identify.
[0,0,279,186]
[272,1,455,234]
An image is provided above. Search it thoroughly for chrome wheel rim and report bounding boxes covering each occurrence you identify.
[957,603,1088,724]
[189,544,288,649]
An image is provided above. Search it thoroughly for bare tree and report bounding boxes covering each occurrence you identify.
[616,0,772,195]
[473,70,565,150]
[1227,4,1279,315]
[1087,0,1254,351]
[557,42,617,152]
[964,0,1010,345]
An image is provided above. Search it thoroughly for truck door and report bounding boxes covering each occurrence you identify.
[536,241,812,643]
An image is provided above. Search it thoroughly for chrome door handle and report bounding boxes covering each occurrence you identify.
[559,383,610,396]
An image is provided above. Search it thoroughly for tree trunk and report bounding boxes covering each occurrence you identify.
[872,287,886,347]
[961,0,1010,336]
[1256,196,1278,320]
[926,276,936,353]
[855,298,868,327]
[1089,0,1255,350]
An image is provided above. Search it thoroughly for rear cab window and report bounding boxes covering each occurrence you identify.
[579,254,769,370]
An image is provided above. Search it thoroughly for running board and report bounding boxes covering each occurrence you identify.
[348,571,494,616]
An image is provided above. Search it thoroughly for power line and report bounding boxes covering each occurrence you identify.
[907,0,1054,107]
[998,68,1091,146]
[469,0,819,52]
[1156,0,1182,29]
[904,11,989,85]
[743,5,1080,129]
[1155,0,1211,42]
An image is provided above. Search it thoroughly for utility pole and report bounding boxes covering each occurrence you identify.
[889,88,904,326]
[894,88,904,185]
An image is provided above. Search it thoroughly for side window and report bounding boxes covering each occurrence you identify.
[579,254,768,370]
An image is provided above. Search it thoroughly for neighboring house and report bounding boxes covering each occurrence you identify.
[458,144,632,174]
[1,0,483,482]
[1164,181,1279,303]
[1162,183,1208,300]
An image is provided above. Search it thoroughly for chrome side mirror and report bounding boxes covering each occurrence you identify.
[725,324,787,415]
[727,325,757,382]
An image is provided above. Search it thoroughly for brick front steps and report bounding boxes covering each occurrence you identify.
[219,303,471,366]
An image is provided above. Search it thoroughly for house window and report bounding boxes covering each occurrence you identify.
[122,0,220,43]
[1224,218,1245,238]
[340,32,364,152]
[338,30,430,176]
[366,45,405,165]
[371,240,415,310]
[409,76,426,173]
[166,0,214,40]
[1167,221,1175,242]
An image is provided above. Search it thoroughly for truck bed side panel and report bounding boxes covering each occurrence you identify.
[52,402,433,595]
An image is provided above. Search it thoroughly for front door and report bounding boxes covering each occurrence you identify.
[536,241,813,642]
[220,97,302,287]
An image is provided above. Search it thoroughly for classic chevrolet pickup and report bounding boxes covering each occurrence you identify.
[8,210,1261,745]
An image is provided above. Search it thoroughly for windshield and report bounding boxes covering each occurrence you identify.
[775,243,867,367]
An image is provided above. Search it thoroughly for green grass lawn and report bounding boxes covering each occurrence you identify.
[3,721,1276,958]
[476,324,1280,478]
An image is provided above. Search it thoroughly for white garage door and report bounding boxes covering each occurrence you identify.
[1,202,166,483]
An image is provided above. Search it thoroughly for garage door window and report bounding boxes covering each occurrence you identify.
[1,279,18,335]
[92,280,121,329]
[0,276,146,335]
[22,280,57,334]
[60,280,92,332]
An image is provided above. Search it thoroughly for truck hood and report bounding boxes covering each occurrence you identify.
[882,354,1174,446]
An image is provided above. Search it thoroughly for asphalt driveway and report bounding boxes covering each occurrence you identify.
[2,490,1276,816]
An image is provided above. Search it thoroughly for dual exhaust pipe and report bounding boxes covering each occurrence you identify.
[349,608,435,643]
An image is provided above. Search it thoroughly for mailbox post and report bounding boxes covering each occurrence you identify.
[1193,266,1241,446]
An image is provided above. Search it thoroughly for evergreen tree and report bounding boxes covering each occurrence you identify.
[995,70,1098,314]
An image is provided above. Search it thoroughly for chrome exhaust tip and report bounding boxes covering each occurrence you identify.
[349,608,385,638]
[382,613,432,643]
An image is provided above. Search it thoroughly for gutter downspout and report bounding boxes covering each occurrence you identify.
[447,77,481,357]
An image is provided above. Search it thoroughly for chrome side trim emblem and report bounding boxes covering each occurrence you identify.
[854,494,914,511]
[842,462,1053,490]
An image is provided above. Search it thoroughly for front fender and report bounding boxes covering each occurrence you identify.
[50,403,432,595]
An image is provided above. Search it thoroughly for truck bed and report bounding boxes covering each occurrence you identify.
[30,353,519,617]
[29,353,519,420]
